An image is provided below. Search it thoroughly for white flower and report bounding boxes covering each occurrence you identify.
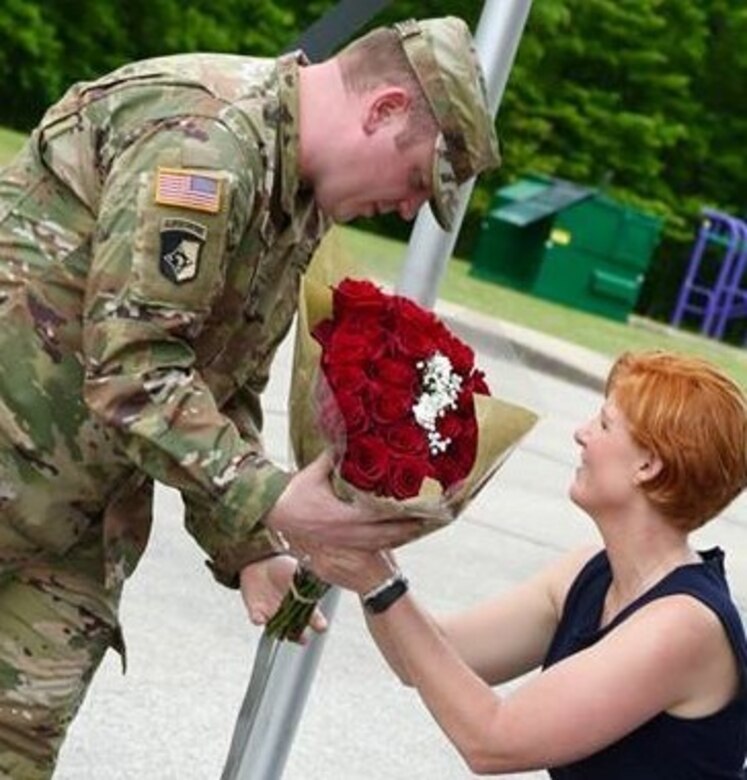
[413,352,462,455]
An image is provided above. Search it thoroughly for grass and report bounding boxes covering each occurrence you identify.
[1,124,743,387]
[338,225,747,389]
[0,127,25,166]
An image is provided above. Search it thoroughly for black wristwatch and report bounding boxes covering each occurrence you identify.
[362,571,409,614]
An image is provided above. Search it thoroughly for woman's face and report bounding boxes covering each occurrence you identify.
[569,393,650,516]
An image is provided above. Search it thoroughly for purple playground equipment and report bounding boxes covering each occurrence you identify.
[671,209,747,338]
[712,218,747,340]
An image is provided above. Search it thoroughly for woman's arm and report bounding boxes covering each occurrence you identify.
[305,548,415,682]
[436,546,598,685]
[363,592,727,773]
[310,545,596,687]
[308,546,729,774]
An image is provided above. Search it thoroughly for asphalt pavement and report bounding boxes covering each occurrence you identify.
[54,303,747,780]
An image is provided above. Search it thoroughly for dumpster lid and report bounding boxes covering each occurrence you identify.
[494,177,597,226]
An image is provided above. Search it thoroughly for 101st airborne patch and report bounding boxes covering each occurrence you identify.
[159,218,208,284]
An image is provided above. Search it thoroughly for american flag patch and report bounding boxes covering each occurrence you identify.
[155,168,222,213]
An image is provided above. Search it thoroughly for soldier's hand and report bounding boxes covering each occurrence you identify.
[239,556,327,642]
[264,452,424,551]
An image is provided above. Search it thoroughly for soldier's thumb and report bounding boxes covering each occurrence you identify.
[310,450,334,478]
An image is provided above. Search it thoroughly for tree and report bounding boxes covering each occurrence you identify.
[0,0,63,128]
[1,0,745,325]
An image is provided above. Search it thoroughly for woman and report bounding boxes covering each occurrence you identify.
[254,350,747,777]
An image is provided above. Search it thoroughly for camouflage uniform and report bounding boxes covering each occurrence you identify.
[0,14,502,776]
[0,52,328,776]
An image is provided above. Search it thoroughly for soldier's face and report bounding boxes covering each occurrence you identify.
[314,112,436,224]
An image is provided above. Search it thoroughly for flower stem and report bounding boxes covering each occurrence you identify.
[265,567,330,642]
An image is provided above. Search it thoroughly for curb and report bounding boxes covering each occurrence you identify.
[434,300,611,393]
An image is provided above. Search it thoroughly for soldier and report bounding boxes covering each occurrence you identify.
[0,15,499,778]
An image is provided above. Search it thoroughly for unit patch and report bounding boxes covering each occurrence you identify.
[159,218,208,284]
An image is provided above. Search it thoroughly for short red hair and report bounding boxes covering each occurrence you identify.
[606,351,747,530]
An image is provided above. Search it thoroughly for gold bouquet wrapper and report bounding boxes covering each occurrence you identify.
[288,228,539,531]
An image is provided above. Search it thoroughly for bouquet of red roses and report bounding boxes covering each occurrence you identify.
[266,237,538,640]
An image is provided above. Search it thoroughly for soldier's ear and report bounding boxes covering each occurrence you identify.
[362,87,410,135]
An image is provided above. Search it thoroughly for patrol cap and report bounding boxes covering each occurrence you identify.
[394,17,501,231]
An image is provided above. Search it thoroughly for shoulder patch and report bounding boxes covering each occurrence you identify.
[155,167,222,213]
[159,218,208,284]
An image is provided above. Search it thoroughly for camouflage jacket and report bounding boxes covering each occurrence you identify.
[0,52,329,589]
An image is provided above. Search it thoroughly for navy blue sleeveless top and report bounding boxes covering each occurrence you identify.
[544,547,747,779]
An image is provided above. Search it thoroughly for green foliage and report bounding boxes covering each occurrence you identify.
[0,127,26,167]
[0,0,305,129]
[0,0,744,324]
[0,0,63,127]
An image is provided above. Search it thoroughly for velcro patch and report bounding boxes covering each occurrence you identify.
[155,168,222,213]
[159,218,208,285]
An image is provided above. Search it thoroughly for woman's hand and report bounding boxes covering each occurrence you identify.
[239,555,327,642]
[303,545,397,596]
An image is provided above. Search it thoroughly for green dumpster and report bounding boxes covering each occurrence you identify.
[471,174,663,322]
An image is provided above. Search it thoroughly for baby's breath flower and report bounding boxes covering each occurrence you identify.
[413,352,462,454]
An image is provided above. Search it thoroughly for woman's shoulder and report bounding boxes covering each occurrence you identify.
[655,550,747,680]
[618,591,743,716]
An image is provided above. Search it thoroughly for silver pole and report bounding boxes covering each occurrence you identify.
[222,3,534,777]
[397,0,534,306]
[222,589,341,779]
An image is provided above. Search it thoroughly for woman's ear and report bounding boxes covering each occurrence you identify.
[362,87,411,135]
[635,451,663,486]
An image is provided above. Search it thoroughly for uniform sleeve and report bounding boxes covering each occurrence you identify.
[183,384,282,586]
[82,117,290,584]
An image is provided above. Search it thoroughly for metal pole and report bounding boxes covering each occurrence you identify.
[397,0,535,306]
[222,3,534,777]
[221,589,341,780]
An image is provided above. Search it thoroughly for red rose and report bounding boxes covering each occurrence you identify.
[323,326,373,365]
[331,316,388,362]
[387,455,433,499]
[341,433,389,491]
[368,357,419,390]
[468,369,491,396]
[390,296,437,331]
[324,362,369,394]
[334,389,370,435]
[390,318,438,360]
[439,335,475,376]
[450,415,478,473]
[454,387,476,418]
[324,328,382,364]
[333,278,387,319]
[385,421,428,457]
[438,412,464,442]
[312,319,335,349]
[472,369,490,395]
[371,386,412,425]
[433,454,469,490]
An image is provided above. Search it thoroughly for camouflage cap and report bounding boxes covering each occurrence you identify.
[394,17,501,231]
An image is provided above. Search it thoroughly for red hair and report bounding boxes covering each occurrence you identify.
[607,351,747,530]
